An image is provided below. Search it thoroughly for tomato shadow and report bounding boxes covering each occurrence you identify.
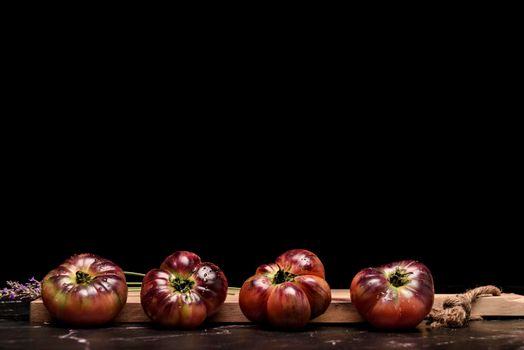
[45,320,121,329]
[347,322,428,333]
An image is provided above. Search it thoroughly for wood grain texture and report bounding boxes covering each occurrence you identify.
[30,289,524,324]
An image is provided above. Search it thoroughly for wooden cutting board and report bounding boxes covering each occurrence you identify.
[30,289,524,323]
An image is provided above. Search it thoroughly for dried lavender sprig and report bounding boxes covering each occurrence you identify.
[0,277,41,301]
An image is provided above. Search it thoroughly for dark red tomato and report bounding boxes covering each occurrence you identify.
[239,249,331,329]
[41,253,128,326]
[140,251,228,328]
[350,260,434,329]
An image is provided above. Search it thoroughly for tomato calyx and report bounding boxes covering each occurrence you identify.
[388,267,413,288]
[272,268,296,284]
[170,276,195,293]
[75,271,92,284]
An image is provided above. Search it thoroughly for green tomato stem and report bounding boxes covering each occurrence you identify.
[170,276,195,293]
[76,271,92,284]
[272,269,296,284]
[388,268,413,288]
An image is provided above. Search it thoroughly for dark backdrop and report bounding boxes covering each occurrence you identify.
[1,146,521,293]
[1,24,521,295]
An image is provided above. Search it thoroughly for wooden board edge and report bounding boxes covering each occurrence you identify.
[30,291,524,324]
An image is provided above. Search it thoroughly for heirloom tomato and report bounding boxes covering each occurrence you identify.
[239,249,331,329]
[41,253,128,326]
[350,260,434,329]
[140,251,228,328]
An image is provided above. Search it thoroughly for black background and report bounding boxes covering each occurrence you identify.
[1,26,521,294]
[1,141,521,293]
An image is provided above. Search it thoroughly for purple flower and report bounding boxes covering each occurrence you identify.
[0,278,41,301]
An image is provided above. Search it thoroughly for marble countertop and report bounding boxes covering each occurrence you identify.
[1,318,524,349]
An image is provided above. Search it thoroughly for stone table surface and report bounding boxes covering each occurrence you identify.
[1,318,524,349]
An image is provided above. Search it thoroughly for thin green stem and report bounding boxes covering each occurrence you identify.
[227,287,241,295]
[126,282,142,285]
[124,271,146,277]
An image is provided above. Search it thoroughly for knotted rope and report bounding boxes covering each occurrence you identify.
[425,285,501,328]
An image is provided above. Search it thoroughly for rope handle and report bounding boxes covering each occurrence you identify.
[425,285,501,328]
